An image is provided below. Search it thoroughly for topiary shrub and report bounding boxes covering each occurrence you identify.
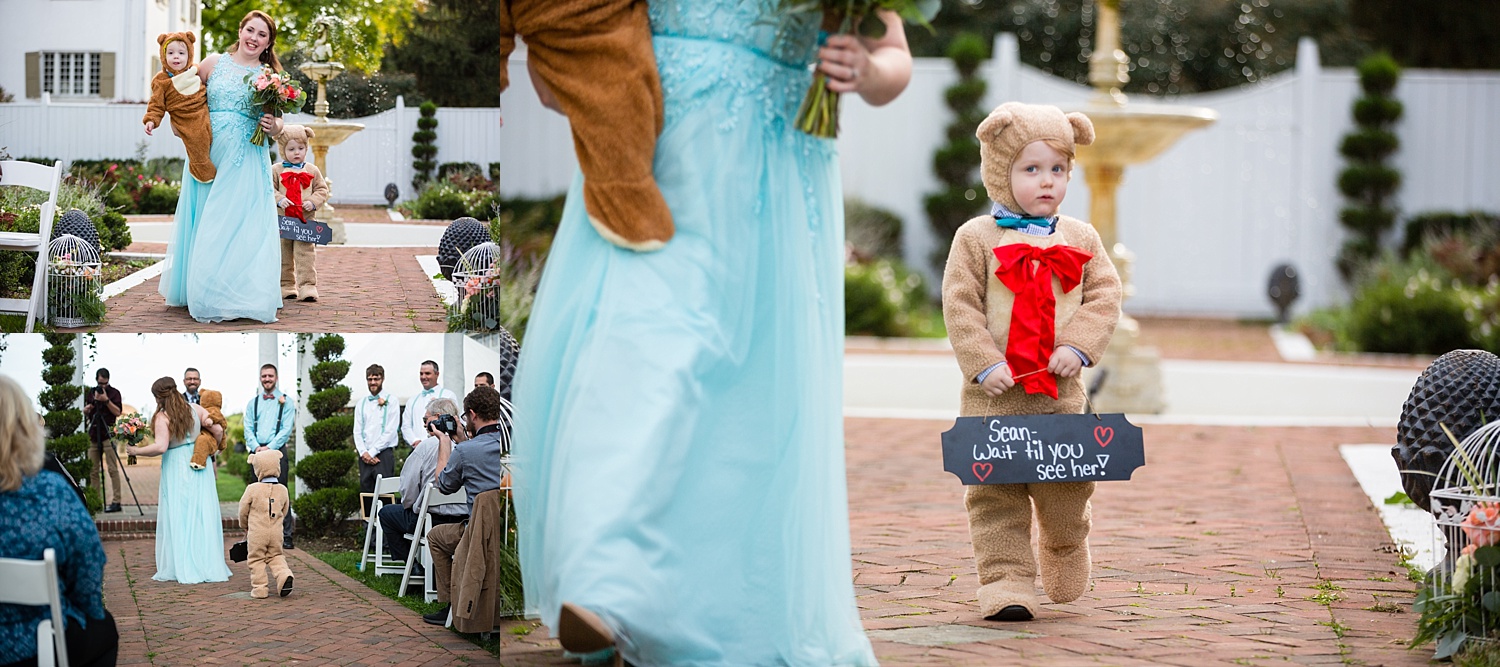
[845,198,904,262]
[412,101,439,190]
[39,334,96,512]
[1336,53,1403,280]
[306,386,351,421]
[292,486,360,536]
[925,32,989,275]
[308,360,351,390]
[303,414,354,453]
[1347,265,1473,355]
[294,450,357,490]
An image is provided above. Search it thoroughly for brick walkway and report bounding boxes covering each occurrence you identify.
[491,420,1423,666]
[81,246,447,333]
[105,538,495,666]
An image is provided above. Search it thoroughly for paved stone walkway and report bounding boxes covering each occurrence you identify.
[80,246,447,333]
[488,421,1424,666]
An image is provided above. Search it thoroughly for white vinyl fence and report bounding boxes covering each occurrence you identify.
[3,37,1498,318]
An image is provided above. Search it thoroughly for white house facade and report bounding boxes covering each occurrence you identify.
[0,0,202,103]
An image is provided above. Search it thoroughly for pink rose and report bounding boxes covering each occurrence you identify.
[1462,502,1500,547]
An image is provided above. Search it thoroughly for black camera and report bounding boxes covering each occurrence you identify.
[428,413,459,436]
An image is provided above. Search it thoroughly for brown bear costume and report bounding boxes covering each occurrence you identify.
[271,125,330,302]
[188,389,225,470]
[143,32,215,183]
[941,102,1123,620]
[498,0,674,251]
[238,450,294,599]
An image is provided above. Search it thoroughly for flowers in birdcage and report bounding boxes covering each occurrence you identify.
[1463,502,1500,547]
[111,412,150,446]
[51,252,101,278]
[244,66,307,146]
[462,273,500,298]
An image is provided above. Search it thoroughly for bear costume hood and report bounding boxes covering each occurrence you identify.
[275,124,315,151]
[157,32,198,76]
[251,449,282,481]
[198,388,222,411]
[976,102,1095,214]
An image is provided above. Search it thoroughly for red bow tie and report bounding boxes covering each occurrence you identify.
[992,243,1093,399]
[279,171,315,221]
[263,393,275,400]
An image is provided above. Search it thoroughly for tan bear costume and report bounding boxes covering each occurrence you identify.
[238,450,294,599]
[144,32,215,183]
[271,125,330,302]
[498,0,674,251]
[941,102,1123,620]
[188,389,225,470]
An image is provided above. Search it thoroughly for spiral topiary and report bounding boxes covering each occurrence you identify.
[40,333,96,512]
[925,33,989,275]
[292,334,359,535]
[1336,53,1403,280]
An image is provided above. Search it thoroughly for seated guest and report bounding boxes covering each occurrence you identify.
[423,386,508,626]
[376,398,469,571]
[0,374,118,667]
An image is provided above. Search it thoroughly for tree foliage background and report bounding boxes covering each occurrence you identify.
[201,0,419,74]
[381,0,500,107]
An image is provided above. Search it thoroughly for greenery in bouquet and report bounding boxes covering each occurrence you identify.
[112,412,149,464]
[245,67,308,146]
[781,0,939,138]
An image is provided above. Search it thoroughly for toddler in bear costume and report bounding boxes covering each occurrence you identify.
[143,32,215,183]
[188,389,225,470]
[272,124,330,302]
[941,102,1123,621]
[238,449,294,599]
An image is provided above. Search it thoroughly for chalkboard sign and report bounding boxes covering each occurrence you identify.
[278,216,332,245]
[941,413,1145,485]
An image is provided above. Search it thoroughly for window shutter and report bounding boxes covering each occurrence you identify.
[98,52,116,99]
[25,52,40,98]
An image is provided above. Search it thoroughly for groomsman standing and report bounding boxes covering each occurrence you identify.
[401,360,459,449]
[246,364,298,549]
[354,364,400,516]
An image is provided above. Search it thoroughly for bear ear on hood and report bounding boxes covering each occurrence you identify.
[1066,111,1095,146]
[303,127,315,141]
[185,33,196,45]
[976,108,1015,143]
[158,33,169,45]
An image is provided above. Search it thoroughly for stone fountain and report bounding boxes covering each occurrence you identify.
[1070,0,1217,413]
[295,19,363,244]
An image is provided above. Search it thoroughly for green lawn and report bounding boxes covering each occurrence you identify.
[215,466,246,503]
[314,550,500,655]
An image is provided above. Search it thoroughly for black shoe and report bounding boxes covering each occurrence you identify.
[423,604,451,626]
[279,575,294,598]
[103,503,122,513]
[985,605,1034,622]
[283,538,294,550]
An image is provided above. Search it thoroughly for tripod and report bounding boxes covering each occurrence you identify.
[98,435,145,517]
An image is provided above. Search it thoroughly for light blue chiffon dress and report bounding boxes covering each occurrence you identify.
[512,2,877,665]
[158,55,283,323]
[153,410,231,584]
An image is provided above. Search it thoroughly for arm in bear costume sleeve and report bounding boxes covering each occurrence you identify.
[238,486,252,529]
[143,76,169,127]
[942,221,1009,383]
[305,166,330,208]
[1054,221,1123,365]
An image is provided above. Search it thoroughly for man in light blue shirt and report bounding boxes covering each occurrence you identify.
[244,363,298,548]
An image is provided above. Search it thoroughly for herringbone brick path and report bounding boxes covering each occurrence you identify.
[74,246,447,333]
[494,421,1426,666]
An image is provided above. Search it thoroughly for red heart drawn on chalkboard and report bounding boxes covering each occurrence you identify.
[972,462,993,482]
[316,226,325,233]
[1094,426,1114,448]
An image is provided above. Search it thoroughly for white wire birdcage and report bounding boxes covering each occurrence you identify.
[1423,420,1500,656]
[46,234,102,328]
[452,242,502,332]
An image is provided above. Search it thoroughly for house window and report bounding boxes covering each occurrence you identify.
[40,52,102,97]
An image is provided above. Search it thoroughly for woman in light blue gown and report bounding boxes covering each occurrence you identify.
[157,10,285,323]
[126,377,230,584]
[512,3,912,664]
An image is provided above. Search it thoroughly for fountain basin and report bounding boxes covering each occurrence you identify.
[1072,101,1218,167]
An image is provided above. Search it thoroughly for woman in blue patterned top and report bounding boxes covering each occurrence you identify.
[157,9,287,323]
[0,374,118,667]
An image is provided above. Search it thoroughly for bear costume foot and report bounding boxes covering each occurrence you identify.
[283,289,298,300]
[977,580,1038,622]
[298,286,318,303]
[251,586,268,599]
[277,573,294,598]
[1040,540,1091,604]
[189,462,205,470]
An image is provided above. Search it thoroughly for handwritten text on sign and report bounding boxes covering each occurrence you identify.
[941,413,1145,485]
[278,216,332,245]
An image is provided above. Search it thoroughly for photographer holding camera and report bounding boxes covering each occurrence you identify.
[375,397,469,572]
[81,368,124,513]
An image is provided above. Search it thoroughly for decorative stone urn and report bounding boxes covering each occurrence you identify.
[1393,349,1500,511]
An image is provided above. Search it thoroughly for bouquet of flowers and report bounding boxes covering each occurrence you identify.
[245,66,306,146]
[113,412,149,465]
[1414,500,1500,659]
[783,0,939,138]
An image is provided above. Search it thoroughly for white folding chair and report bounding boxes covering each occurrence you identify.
[358,474,405,575]
[0,160,62,332]
[0,548,70,667]
[398,481,467,600]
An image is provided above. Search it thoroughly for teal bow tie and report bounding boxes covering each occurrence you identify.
[367,395,380,401]
[995,216,1053,230]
